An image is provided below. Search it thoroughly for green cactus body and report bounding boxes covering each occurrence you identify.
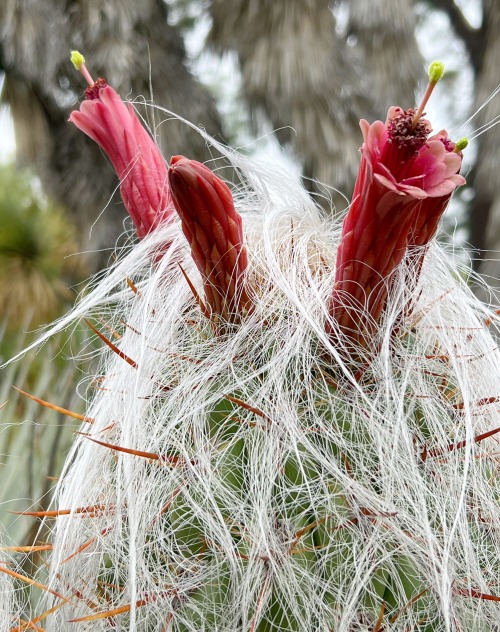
[19,221,499,631]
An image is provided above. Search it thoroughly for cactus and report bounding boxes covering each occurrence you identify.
[4,56,500,631]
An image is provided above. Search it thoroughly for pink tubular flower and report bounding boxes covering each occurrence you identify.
[69,57,174,239]
[168,156,249,323]
[329,104,465,345]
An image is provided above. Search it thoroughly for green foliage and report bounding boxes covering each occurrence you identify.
[0,163,82,335]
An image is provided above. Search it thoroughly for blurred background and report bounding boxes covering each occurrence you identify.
[0,0,498,550]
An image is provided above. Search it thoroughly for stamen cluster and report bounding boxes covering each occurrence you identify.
[386,107,431,159]
[83,77,108,101]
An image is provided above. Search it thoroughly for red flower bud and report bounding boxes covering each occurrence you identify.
[168,156,249,323]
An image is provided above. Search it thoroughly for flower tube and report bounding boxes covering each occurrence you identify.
[329,62,465,345]
[69,51,174,239]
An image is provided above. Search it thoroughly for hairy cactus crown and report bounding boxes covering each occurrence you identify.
[7,53,499,632]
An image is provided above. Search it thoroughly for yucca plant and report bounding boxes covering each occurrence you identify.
[4,54,500,631]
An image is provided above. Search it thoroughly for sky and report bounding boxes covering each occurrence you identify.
[0,75,15,163]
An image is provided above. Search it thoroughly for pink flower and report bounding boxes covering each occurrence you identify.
[409,130,465,248]
[70,78,174,239]
[168,156,250,323]
[329,106,465,345]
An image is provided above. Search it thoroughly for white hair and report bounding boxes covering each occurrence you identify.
[8,134,500,631]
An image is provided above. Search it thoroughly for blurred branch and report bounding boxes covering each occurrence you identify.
[423,0,486,72]
[467,0,500,281]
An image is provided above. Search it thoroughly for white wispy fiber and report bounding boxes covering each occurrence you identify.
[0,534,22,630]
[23,150,500,631]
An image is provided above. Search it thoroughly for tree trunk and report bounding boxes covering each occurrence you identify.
[469,0,500,300]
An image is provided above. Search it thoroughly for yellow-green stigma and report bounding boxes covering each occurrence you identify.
[70,50,95,88]
[70,51,86,71]
[454,137,469,152]
[412,61,445,129]
[428,61,445,84]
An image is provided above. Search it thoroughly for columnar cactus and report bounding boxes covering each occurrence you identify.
[5,55,500,631]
